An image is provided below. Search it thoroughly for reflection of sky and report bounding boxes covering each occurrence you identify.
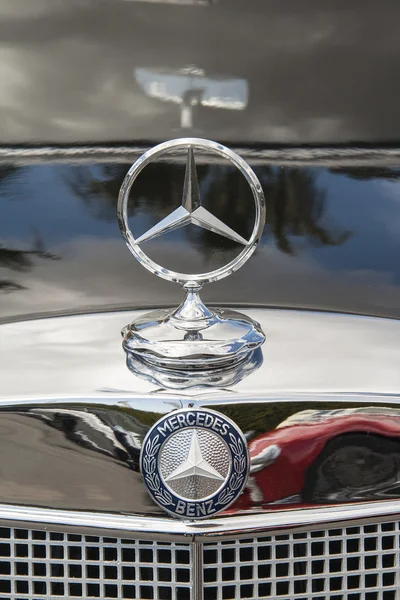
[0,162,400,319]
[313,171,400,281]
[2,164,400,265]
[0,165,118,244]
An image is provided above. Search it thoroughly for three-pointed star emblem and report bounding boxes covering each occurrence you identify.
[136,147,248,246]
[164,431,225,483]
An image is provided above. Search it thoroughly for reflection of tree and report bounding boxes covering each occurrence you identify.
[69,163,183,223]
[0,165,22,191]
[0,235,59,293]
[69,163,350,255]
[0,165,61,293]
[258,167,350,254]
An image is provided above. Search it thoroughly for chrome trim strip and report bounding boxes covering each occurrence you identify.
[1,145,400,167]
[0,391,399,408]
[1,501,399,541]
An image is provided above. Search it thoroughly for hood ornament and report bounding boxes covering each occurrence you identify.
[118,138,266,371]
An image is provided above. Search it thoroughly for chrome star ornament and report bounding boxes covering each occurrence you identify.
[164,431,226,483]
[140,408,249,519]
[136,148,248,246]
[118,138,266,372]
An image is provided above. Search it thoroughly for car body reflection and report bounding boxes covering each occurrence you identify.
[245,407,400,507]
[12,403,400,514]
[29,407,143,470]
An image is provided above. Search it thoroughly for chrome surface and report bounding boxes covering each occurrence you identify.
[202,521,400,600]
[1,308,399,399]
[118,138,266,370]
[0,0,399,595]
[117,139,265,286]
[0,309,400,516]
[1,519,400,600]
[192,542,204,600]
[126,347,263,389]
[140,408,249,519]
[122,304,265,373]
[0,399,399,514]
[0,527,193,599]
[2,502,400,541]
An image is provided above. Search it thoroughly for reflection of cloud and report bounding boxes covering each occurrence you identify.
[0,0,70,19]
[1,237,400,321]
[0,41,163,142]
[250,117,345,145]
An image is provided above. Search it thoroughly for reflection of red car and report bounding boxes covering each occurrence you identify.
[241,408,400,508]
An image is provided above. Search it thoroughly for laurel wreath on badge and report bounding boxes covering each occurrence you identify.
[142,435,174,507]
[216,433,247,506]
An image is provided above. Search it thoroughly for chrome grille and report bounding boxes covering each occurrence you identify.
[0,527,192,599]
[1,521,399,599]
[203,521,400,599]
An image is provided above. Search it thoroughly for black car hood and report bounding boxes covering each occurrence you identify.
[0,158,400,322]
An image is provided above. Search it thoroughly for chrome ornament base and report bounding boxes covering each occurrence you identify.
[126,348,263,389]
[122,287,265,371]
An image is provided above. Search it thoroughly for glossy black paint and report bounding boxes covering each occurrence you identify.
[0,160,400,321]
[1,0,400,145]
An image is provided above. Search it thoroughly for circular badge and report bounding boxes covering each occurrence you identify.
[140,408,249,519]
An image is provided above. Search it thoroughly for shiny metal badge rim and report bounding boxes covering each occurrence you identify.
[117,137,265,286]
[140,408,250,520]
